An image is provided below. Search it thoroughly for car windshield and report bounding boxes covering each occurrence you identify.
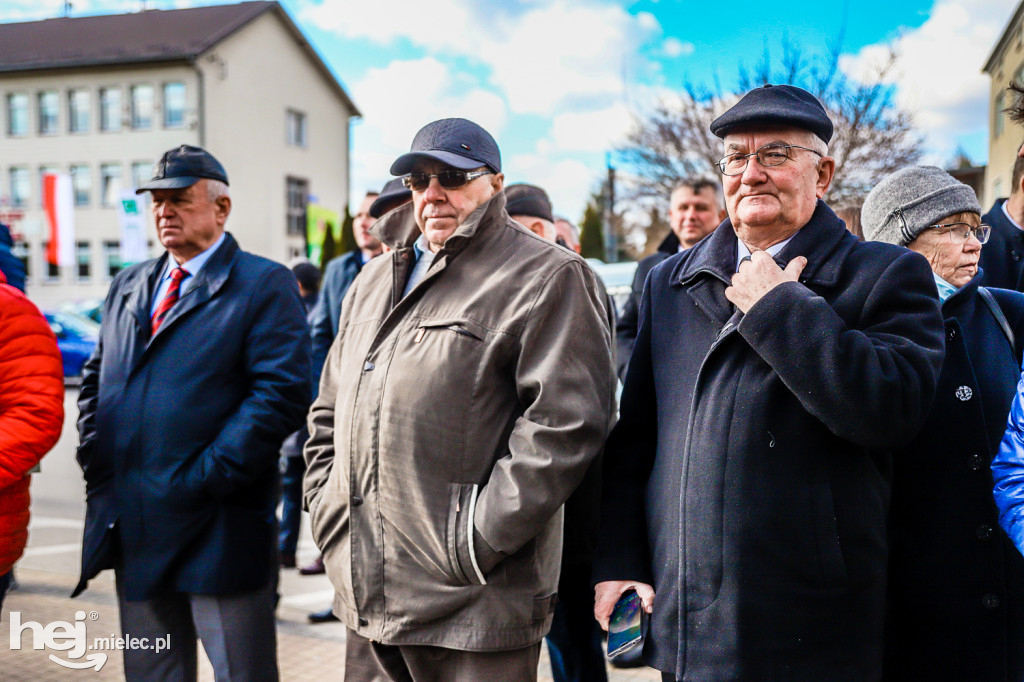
[50,311,100,337]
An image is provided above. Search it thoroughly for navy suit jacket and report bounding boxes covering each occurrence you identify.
[980,199,1024,291]
[74,232,310,600]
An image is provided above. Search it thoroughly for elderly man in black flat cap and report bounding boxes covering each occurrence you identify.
[592,85,947,680]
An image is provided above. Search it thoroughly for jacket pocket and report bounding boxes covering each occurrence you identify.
[446,482,487,586]
[809,481,849,588]
[414,318,487,343]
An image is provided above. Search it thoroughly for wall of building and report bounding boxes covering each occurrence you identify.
[0,64,200,308]
[200,10,352,263]
[987,7,1024,209]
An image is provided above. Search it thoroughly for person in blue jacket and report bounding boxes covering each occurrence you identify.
[864,166,1024,682]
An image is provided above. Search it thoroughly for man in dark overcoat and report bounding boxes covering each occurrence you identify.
[980,154,1024,291]
[74,145,310,680]
[592,85,946,681]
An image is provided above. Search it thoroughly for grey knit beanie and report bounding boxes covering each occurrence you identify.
[861,166,981,246]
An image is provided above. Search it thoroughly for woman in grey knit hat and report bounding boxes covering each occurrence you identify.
[862,165,1024,681]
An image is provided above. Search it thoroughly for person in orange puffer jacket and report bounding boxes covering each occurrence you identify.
[0,269,64,606]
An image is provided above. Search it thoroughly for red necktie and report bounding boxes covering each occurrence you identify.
[151,267,189,335]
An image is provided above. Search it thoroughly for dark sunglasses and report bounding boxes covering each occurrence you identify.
[402,169,492,191]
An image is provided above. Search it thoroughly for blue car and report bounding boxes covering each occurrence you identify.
[44,311,99,377]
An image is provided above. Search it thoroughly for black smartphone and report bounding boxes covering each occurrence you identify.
[606,589,646,658]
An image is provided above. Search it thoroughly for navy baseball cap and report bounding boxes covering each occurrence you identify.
[136,144,229,194]
[390,118,501,175]
[369,178,412,219]
[710,84,833,144]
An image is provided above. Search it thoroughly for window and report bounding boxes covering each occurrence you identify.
[38,164,59,207]
[286,177,308,236]
[100,163,122,207]
[42,241,60,282]
[130,84,153,130]
[286,109,307,147]
[103,240,122,279]
[6,93,28,136]
[163,82,185,128]
[131,161,151,191]
[12,241,29,282]
[76,241,91,281]
[70,164,91,206]
[10,167,30,208]
[38,90,58,134]
[68,88,90,133]
[99,87,121,132]
[996,93,1007,137]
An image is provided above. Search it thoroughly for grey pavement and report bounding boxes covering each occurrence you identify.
[2,387,660,681]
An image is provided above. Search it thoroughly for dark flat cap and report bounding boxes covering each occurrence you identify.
[505,183,553,223]
[136,144,228,194]
[710,84,833,144]
[369,178,412,219]
[391,118,501,175]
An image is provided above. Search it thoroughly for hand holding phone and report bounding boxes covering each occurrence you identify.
[606,589,647,658]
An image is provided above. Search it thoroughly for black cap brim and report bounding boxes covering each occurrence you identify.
[390,150,491,176]
[135,176,203,194]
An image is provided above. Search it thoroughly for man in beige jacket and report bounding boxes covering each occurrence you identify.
[304,118,616,681]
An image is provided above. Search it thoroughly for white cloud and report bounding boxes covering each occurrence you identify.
[504,154,598,222]
[840,0,1018,163]
[662,37,694,58]
[549,104,634,152]
[300,0,660,115]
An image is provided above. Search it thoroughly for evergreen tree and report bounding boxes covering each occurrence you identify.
[579,194,605,260]
[339,205,355,254]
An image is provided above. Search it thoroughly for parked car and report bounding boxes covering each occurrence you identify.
[587,259,638,320]
[44,311,99,378]
[59,298,104,324]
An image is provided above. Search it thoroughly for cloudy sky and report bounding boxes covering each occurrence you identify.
[2,0,1017,221]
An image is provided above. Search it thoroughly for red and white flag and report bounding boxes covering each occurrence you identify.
[44,173,74,267]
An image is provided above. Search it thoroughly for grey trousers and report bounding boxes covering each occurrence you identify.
[115,572,278,682]
[344,629,542,682]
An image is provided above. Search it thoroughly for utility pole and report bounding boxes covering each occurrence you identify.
[63,1,72,17]
[604,152,617,263]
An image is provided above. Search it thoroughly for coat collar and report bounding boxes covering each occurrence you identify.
[123,232,239,345]
[372,189,509,256]
[671,199,854,289]
[941,271,981,315]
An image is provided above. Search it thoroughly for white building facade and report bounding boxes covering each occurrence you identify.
[0,1,359,309]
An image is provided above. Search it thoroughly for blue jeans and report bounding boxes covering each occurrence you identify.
[278,455,305,557]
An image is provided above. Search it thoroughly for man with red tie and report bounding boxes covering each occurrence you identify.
[74,145,310,680]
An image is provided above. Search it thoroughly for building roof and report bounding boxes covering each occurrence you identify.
[0,1,359,115]
[984,0,1024,75]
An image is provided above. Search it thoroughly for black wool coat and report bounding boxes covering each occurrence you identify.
[74,233,311,600]
[593,202,946,681]
[980,199,1024,292]
[884,274,1024,682]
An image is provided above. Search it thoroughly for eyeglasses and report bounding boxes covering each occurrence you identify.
[718,143,823,176]
[930,222,991,245]
[402,169,492,191]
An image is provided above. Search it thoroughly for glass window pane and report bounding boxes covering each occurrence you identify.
[71,164,91,207]
[100,163,122,207]
[103,240,122,278]
[10,167,30,207]
[131,84,153,130]
[163,82,185,128]
[12,240,29,282]
[7,94,28,136]
[42,241,60,281]
[76,241,91,281]
[287,109,307,147]
[38,91,58,134]
[100,88,121,132]
[69,89,91,133]
[131,161,151,191]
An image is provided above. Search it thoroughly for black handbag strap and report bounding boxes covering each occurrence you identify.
[978,286,1016,357]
